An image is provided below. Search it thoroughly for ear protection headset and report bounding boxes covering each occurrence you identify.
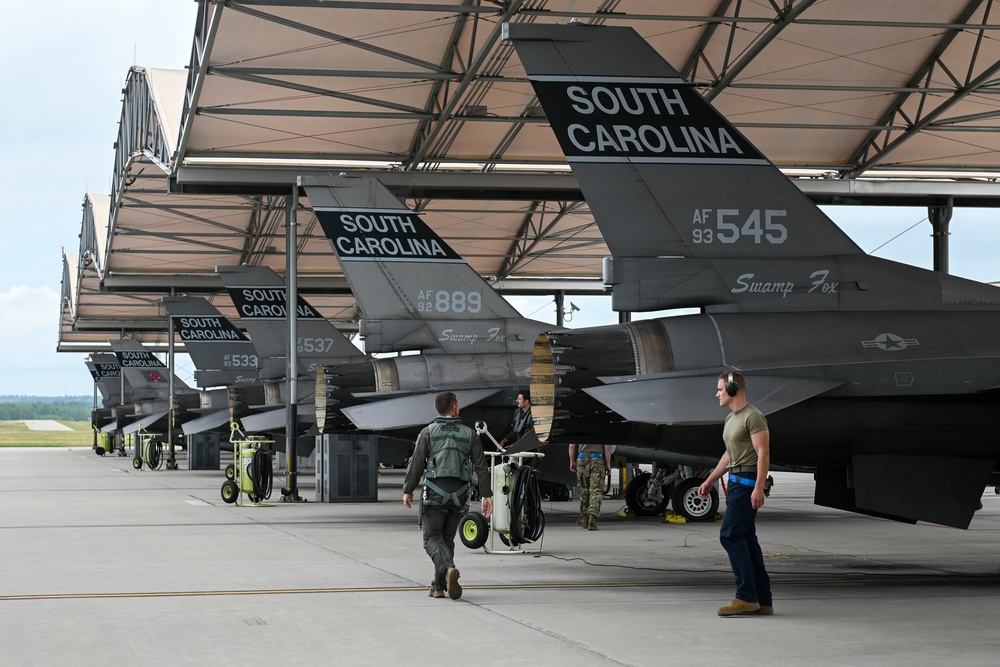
[725,372,738,397]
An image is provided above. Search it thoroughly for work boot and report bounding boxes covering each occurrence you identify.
[445,567,462,600]
[428,586,445,599]
[753,605,774,616]
[576,516,588,528]
[717,599,760,616]
[587,515,598,531]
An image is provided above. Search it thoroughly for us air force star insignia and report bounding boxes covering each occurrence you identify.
[861,333,920,351]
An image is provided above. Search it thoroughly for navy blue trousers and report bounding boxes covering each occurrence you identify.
[719,482,772,605]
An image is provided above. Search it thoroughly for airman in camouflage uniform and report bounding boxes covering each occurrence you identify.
[569,443,612,530]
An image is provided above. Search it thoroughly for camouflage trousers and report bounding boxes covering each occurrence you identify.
[577,458,607,517]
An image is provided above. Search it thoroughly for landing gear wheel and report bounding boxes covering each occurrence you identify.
[225,464,235,480]
[624,472,670,516]
[460,512,488,549]
[132,457,142,470]
[671,477,718,522]
[221,480,239,504]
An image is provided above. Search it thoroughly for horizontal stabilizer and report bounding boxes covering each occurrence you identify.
[123,411,168,435]
[342,388,503,431]
[585,375,844,425]
[239,408,288,434]
[504,429,543,454]
[181,409,232,436]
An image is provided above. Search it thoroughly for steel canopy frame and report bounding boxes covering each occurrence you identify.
[62,0,1000,353]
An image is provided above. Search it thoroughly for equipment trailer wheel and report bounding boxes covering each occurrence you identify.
[460,512,488,549]
[221,480,239,504]
[624,472,670,516]
[132,457,142,470]
[671,477,718,522]
[225,464,235,480]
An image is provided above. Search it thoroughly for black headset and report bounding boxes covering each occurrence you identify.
[725,372,739,397]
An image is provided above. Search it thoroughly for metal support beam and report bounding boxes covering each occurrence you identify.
[555,291,565,328]
[167,290,177,469]
[930,201,954,274]
[284,189,300,501]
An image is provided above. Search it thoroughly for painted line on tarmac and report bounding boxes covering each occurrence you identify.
[5,576,996,602]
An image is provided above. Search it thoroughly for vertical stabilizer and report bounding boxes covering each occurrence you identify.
[216,265,365,377]
[508,23,1000,312]
[303,176,543,354]
[507,23,860,261]
[109,339,190,400]
[161,296,263,388]
[86,353,125,406]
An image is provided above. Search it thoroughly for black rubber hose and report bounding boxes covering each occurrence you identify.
[248,449,273,502]
[509,464,545,545]
[146,438,162,470]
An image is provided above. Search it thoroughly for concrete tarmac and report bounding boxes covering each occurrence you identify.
[1,447,999,667]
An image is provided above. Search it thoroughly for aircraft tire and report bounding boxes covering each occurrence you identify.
[671,477,718,522]
[460,512,488,549]
[624,472,670,516]
[221,480,239,504]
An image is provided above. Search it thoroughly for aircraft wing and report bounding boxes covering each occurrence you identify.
[585,375,845,425]
[181,409,232,436]
[341,388,504,431]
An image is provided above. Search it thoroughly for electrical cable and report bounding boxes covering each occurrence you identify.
[508,463,545,545]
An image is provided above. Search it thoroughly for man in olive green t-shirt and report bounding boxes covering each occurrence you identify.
[698,371,773,617]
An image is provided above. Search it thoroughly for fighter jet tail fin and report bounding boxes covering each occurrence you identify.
[304,176,542,355]
[86,353,125,406]
[508,24,1000,313]
[161,296,261,388]
[216,265,366,373]
[507,23,860,262]
[109,339,190,400]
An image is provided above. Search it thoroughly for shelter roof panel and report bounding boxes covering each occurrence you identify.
[63,0,1000,350]
[187,114,420,157]
[206,0,465,70]
[882,131,1000,169]
[146,69,188,148]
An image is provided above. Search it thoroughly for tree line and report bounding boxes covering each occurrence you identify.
[0,401,91,421]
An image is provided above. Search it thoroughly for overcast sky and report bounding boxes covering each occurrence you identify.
[2,2,999,398]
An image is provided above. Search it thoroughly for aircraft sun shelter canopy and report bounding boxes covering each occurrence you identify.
[61,0,1000,351]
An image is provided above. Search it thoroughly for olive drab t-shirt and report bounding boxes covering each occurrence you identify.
[723,404,768,470]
